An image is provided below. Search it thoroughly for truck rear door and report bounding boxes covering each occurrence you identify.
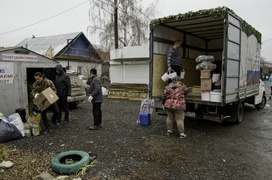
[224,13,241,103]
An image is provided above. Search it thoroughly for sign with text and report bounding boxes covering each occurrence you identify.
[0,62,14,80]
[2,54,38,61]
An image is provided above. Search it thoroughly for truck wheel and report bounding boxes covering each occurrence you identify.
[254,94,266,109]
[235,102,244,124]
[51,150,90,175]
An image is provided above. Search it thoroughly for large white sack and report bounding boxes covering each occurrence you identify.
[8,113,25,136]
[102,87,108,96]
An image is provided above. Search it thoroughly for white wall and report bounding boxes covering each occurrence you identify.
[110,61,149,84]
[110,45,149,84]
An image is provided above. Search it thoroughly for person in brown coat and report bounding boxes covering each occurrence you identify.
[86,68,103,130]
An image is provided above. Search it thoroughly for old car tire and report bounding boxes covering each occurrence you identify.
[51,150,90,175]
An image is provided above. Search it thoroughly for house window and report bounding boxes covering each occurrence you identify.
[77,66,83,75]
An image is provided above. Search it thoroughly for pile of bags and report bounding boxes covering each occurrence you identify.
[195,55,216,71]
[0,113,24,143]
[0,111,42,143]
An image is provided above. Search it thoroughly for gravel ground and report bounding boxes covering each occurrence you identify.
[2,81,272,179]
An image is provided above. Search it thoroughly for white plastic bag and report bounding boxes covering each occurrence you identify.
[88,95,93,102]
[212,73,220,83]
[8,113,25,136]
[102,87,108,96]
[195,55,215,63]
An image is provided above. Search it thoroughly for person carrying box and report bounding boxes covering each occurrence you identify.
[31,72,60,133]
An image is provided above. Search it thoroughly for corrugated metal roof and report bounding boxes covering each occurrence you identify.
[16,32,81,56]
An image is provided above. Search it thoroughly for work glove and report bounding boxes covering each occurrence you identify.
[88,95,93,102]
[67,96,72,101]
[167,67,172,72]
[34,93,39,99]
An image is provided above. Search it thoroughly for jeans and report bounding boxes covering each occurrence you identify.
[168,65,181,83]
[171,65,181,76]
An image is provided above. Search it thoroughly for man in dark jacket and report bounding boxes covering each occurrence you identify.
[55,64,71,125]
[87,68,103,130]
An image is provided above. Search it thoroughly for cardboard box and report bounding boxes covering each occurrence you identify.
[201,78,212,91]
[33,87,59,111]
[200,70,211,78]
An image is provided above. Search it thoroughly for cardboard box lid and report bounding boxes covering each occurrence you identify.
[41,87,59,104]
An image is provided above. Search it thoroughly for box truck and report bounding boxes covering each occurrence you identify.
[149,7,266,123]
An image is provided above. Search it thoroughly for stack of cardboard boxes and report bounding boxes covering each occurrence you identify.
[200,70,211,101]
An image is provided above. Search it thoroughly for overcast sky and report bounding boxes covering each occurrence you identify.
[1,0,272,61]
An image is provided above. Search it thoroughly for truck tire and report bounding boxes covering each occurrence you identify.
[235,102,244,124]
[51,150,90,175]
[254,94,266,109]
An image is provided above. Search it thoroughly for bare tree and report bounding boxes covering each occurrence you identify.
[88,0,159,50]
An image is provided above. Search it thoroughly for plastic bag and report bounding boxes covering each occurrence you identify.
[137,98,155,124]
[212,73,220,83]
[196,62,217,71]
[102,87,108,96]
[88,95,93,102]
[0,119,23,143]
[195,55,215,63]
[27,113,42,131]
[8,113,25,136]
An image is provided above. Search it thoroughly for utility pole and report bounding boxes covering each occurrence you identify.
[114,0,118,49]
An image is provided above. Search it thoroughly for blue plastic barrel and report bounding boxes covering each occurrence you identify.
[139,113,151,126]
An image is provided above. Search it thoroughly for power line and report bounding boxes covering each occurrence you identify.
[262,37,272,44]
[236,4,272,11]
[0,0,90,36]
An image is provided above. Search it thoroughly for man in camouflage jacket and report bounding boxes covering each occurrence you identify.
[32,72,60,132]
